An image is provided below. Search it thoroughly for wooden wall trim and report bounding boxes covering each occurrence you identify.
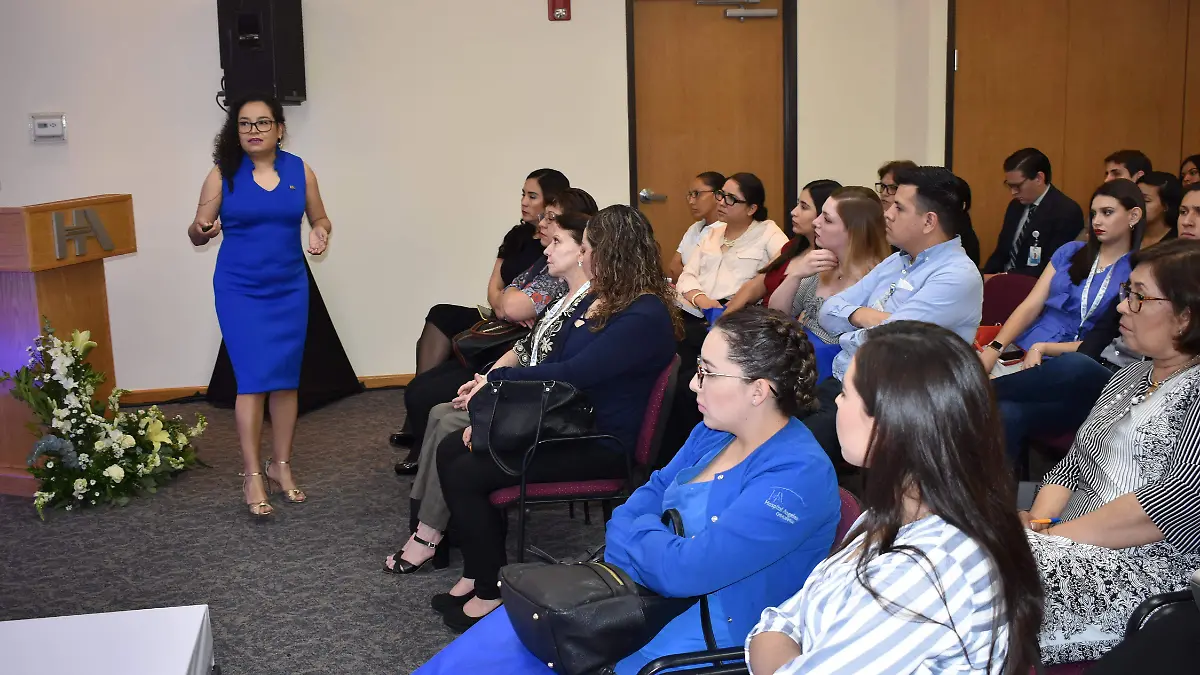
[116,374,415,406]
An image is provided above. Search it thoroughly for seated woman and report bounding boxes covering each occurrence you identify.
[1179,153,1199,188]
[604,307,839,674]
[394,169,567,438]
[669,171,726,281]
[1022,238,1200,665]
[391,206,680,621]
[747,321,1044,674]
[393,188,597,474]
[1137,171,1183,248]
[767,187,890,349]
[980,179,1145,378]
[724,179,841,312]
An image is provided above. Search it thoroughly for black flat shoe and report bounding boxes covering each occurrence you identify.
[394,461,419,476]
[382,536,448,574]
[431,590,474,614]
[443,602,499,633]
[389,431,414,448]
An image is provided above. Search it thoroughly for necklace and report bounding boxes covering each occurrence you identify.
[1131,356,1200,406]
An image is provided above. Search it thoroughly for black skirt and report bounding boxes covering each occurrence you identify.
[426,303,483,338]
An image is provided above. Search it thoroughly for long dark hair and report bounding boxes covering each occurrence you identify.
[761,178,842,274]
[728,172,769,223]
[585,205,683,338]
[837,321,1043,674]
[527,168,570,207]
[1138,171,1183,230]
[213,95,286,192]
[1069,179,1146,284]
[713,307,817,417]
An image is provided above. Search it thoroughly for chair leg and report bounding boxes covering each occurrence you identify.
[602,500,612,523]
[583,501,591,525]
[569,502,575,519]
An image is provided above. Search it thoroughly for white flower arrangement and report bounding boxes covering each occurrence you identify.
[1,323,206,519]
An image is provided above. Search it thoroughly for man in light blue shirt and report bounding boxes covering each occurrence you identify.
[801,166,983,456]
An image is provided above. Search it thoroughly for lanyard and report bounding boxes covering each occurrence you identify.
[530,281,591,366]
[1078,255,1116,336]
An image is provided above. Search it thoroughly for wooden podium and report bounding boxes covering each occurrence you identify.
[0,194,136,497]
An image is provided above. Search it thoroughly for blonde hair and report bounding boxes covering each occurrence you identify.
[820,186,891,284]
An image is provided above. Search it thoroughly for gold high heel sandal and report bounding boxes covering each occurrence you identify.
[265,458,307,503]
[239,472,274,517]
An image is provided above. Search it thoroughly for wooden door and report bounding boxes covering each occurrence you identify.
[1181,0,1200,160]
[1058,0,1189,209]
[952,0,1071,264]
[632,0,786,267]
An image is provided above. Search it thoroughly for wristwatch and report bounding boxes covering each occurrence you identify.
[986,340,1004,353]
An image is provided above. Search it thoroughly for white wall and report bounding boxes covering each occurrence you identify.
[795,0,948,187]
[0,0,947,390]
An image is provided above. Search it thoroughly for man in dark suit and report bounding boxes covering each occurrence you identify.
[983,147,1084,279]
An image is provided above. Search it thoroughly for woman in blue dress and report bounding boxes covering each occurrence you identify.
[979,178,1145,378]
[188,96,333,517]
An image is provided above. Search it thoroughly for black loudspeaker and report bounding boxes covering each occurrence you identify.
[217,0,306,105]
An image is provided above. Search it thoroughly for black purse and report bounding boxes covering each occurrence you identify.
[467,380,598,476]
[452,319,529,371]
[498,510,717,675]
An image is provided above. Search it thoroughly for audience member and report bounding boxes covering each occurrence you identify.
[746,321,1043,675]
[980,179,1144,378]
[390,168,569,451]
[603,307,839,674]
[189,95,332,516]
[393,189,597,474]
[670,171,726,280]
[874,159,917,212]
[1137,171,1183,247]
[1022,238,1200,664]
[428,205,680,631]
[950,172,983,266]
[725,179,841,312]
[983,147,1085,279]
[1178,153,1199,187]
[1104,149,1152,183]
[1178,183,1200,239]
[803,166,983,458]
[768,187,890,348]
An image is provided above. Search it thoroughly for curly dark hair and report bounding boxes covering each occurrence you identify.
[584,205,683,339]
[213,95,286,192]
[713,307,817,417]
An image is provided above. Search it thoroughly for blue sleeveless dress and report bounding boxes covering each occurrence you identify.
[214,151,309,394]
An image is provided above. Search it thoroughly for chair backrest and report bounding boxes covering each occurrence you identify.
[834,487,863,549]
[981,273,1039,326]
[634,355,681,472]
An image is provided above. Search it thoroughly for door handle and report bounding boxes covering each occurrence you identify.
[638,188,667,203]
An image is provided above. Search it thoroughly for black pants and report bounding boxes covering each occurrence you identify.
[799,377,843,466]
[1088,604,1200,673]
[403,360,474,458]
[437,432,628,600]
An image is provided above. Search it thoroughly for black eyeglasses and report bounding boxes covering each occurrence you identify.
[695,358,779,396]
[687,189,715,201]
[713,190,748,206]
[874,182,898,196]
[1119,282,1169,313]
[237,119,277,133]
[1003,177,1030,192]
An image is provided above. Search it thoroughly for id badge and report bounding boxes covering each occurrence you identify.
[1027,246,1042,267]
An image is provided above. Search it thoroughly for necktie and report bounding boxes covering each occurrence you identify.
[1006,202,1040,271]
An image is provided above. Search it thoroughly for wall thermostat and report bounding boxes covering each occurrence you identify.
[30,113,68,143]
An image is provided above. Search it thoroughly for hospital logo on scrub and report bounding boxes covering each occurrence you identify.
[765,488,800,525]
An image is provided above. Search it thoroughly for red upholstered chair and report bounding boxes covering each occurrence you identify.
[834,487,862,549]
[489,355,680,563]
[982,272,1039,326]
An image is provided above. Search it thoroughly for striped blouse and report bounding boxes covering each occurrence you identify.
[1042,360,1200,552]
[746,515,1007,674]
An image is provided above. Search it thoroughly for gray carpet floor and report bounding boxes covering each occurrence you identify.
[0,389,606,674]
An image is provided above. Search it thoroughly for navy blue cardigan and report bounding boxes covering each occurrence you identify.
[604,419,840,642]
[487,294,676,453]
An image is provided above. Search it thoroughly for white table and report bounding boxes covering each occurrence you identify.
[0,604,214,675]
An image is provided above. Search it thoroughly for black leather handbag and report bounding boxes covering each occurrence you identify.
[498,510,717,675]
[452,319,529,371]
[467,380,598,476]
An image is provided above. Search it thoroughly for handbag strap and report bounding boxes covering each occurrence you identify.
[486,382,551,477]
[661,509,718,652]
